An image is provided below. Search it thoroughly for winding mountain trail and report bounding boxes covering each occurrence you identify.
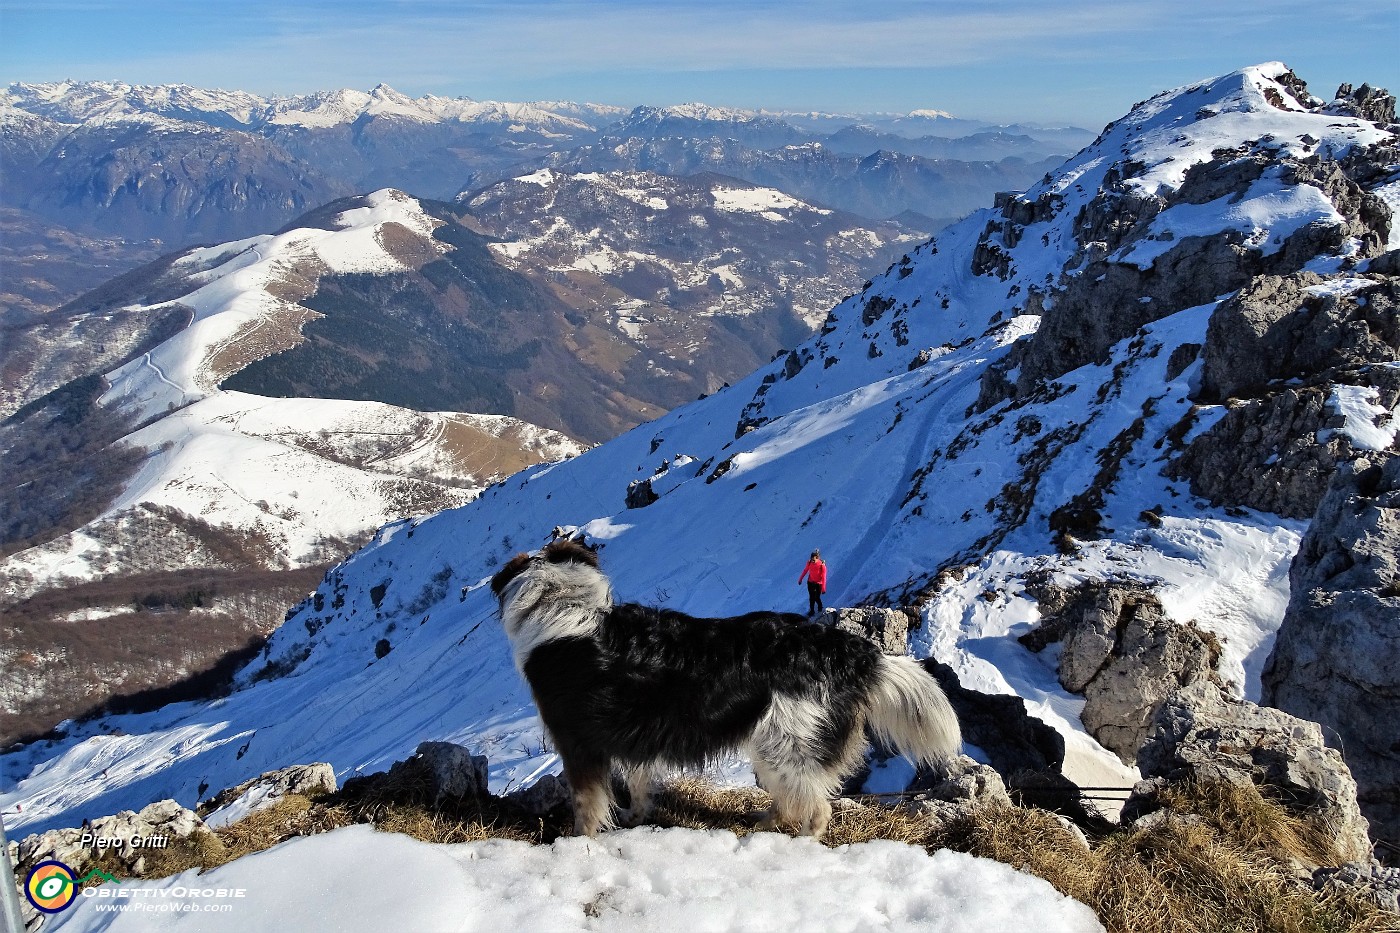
[141,351,187,396]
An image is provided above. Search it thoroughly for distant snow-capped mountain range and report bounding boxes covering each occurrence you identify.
[1,80,624,133]
[0,79,1088,319]
[0,189,583,743]
[2,80,1077,138]
[5,63,1395,857]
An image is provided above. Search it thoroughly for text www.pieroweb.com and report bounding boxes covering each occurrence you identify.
[85,886,246,913]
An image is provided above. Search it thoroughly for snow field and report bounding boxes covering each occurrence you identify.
[47,824,1104,933]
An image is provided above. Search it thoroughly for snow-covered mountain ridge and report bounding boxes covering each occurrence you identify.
[3,189,583,597]
[1,79,1084,322]
[0,190,583,744]
[1,81,1056,138]
[467,167,923,332]
[1,81,623,134]
[1,175,909,740]
[3,64,1397,853]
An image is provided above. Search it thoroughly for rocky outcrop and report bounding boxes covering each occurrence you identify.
[9,799,220,881]
[837,607,1074,813]
[625,477,660,508]
[1169,265,1400,517]
[978,123,1397,411]
[198,762,337,826]
[1328,83,1398,126]
[900,756,1014,825]
[1134,680,1373,864]
[919,657,1109,826]
[1313,861,1400,914]
[920,658,1064,776]
[7,799,224,932]
[1262,455,1400,848]
[506,773,572,816]
[1020,580,1222,762]
[350,740,489,805]
[1001,232,1265,402]
[821,606,913,655]
[1197,272,1400,402]
[1169,388,1354,518]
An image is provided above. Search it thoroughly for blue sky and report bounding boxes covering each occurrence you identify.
[3,0,1397,125]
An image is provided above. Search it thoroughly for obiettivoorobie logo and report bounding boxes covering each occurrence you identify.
[24,860,120,914]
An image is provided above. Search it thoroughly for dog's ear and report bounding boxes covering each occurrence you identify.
[490,552,533,597]
[541,539,600,568]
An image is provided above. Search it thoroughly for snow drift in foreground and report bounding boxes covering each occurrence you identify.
[46,825,1103,933]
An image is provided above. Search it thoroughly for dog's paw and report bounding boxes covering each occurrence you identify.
[751,808,781,832]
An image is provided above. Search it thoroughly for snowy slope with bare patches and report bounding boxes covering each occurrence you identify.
[1,190,582,600]
[469,169,923,337]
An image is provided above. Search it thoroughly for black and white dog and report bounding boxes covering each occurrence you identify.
[490,539,961,839]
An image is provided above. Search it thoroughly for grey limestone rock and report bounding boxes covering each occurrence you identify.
[1328,83,1398,126]
[10,799,213,881]
[977,135,1397,411]
[198,762,337,821]
[624,476,659,508]
[505,773,572,816]
[1169,264,1400,518]
[1168,387,1354,519]
[901,755,1014,826]
[1198,271,1400,402]
[920,657,1065,776]
[1262,455,1400,849]
[374,741,489,804]
[821,606,912,656]
[1022,580,1222,763]
[1313,860,1400,914]
[1136,680,1373,864]
[411,741,489,801]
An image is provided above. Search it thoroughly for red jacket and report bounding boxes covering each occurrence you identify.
[799,559,828,591]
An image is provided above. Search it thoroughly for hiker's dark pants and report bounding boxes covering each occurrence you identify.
[807,582,824,616]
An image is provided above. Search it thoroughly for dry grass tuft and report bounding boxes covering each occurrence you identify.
[329,756,570,844]
[215,794,349,864]
[87,827,230,881]
[647,777,772,834]
[344,801,542,846]
[1154,779,1344,869]
[925,803,1100,897]
[908,787,1393,933]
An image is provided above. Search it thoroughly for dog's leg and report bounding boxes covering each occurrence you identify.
[572,776,613,837]
[759,762,833,839]
[796,709,874,839]
[751,757,833,837]
[748,694,855,840]
[792,771,835,839]
[563,759,614,837]
[749,756,786,832]
[617,765,655,827]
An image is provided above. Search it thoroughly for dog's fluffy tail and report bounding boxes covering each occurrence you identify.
[865,656,961,767]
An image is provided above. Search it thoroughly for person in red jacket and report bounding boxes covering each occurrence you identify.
[799,549,828,617]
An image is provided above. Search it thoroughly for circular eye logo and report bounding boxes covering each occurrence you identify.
[26,860,79,913]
